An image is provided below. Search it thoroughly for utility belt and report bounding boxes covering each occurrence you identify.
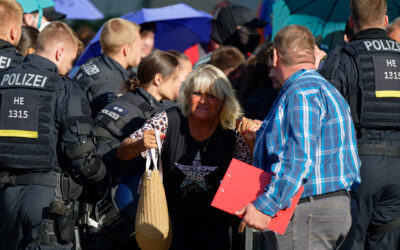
[0,171,83,247]
[368,217,400,236]
[358,143,400,157]
[298,190,349,205]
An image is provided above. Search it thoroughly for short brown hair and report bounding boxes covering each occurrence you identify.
[100,18,140,54]
[36,21,82,53]
[210,46,246,72]
[273,25,315,66]
[350,0,387,28]
[0,0,23,37]
[387,17,400,36]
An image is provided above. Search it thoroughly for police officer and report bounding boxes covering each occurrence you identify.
[86,50,183,250]
[0,0,23,70]
[0,21,105,249]
[320,0,400,249]
[74,18,142,117]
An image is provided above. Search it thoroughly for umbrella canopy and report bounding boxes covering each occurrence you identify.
[272,0,350,52]
[76,3,212,67]
[54,0,104,20]
[388,0,400,23]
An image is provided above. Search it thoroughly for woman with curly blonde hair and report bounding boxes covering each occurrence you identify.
[117,64,253,249]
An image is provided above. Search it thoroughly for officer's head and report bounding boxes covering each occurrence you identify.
[36,21,82,75]
[100,18,141,69]
[127,49,181,101]
[0,0,23,46]
[349,0,388,33]
[272,25,315,87]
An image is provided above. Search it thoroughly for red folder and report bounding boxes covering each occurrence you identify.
[211,158,304,235]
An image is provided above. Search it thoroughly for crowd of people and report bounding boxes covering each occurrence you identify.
[0,0,399,249]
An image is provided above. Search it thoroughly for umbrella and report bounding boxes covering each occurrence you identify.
[272,0,350,52]
[54,0,104,20]
[388,0,400,23]
[75,3,212,67]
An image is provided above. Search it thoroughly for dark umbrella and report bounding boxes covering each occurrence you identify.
[272,0,350,52]
[76,3,212,67]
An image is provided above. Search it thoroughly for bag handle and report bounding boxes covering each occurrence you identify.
[144,130,163,179]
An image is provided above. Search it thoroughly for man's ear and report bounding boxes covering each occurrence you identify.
[273,48,279,67]
[55,47,64,62]
[23,14,32,26]
[384,15,389,28]
[122,44,129,57]
[9,26,17,44]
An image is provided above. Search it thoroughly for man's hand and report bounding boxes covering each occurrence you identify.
[235,203,272,233]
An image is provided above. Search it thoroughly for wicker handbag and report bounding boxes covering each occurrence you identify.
[135,130,172,250]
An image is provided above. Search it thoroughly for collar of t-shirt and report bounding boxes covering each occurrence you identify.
[352,28,388,41]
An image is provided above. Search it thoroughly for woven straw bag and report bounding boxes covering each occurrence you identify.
[135,130,172,250]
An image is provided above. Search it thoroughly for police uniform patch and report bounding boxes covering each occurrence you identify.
[0,93,39,138]
[373,56,400,98]
[82,62,100,76]
[107,104,128,116]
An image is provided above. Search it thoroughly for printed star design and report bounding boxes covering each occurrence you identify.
[175,151,218,195]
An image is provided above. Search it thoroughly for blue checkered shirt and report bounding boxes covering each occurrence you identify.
[253,69,361,216]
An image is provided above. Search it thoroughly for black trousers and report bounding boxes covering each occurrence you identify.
[0,185,71,250]
[351,155,400,250]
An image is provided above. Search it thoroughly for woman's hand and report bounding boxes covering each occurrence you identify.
[237,117,262,154]
[142,129,158,150]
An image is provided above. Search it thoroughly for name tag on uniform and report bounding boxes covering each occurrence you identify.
[0,93,39,138]
[373,56,400,98]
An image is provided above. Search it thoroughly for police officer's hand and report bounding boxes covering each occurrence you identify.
[142,129,158,150]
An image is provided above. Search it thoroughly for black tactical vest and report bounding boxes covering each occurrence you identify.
[0,39,23,70]
[0,63,64,170]
[343,38,400,129]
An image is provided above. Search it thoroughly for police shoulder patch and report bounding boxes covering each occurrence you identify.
[106,104,128,116]
[82,62,100,76]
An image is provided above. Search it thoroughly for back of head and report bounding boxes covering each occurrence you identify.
[17,25,39,56]
[100,18,140,55]
[274,25,315,66]
[350,0,387,29]
[36,21,81,54]
[128,49,179,91]
[0,0,23,40]
[210,46,246,74]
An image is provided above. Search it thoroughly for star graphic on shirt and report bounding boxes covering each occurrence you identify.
[175,151,218,195]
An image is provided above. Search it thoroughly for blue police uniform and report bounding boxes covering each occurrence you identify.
[0,54,105,250]
[320,28,400,250]
[0,39,23,70]
[73,54,131,117]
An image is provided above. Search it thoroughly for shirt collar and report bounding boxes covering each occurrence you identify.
[0,39,16,50]
[280,68,313,92]
[24,54,59,74]
[101,54,130,81]
[351,28,388,41]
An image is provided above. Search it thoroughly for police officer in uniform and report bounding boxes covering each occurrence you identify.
[74,18,142,117]
[83,50,182,250]
[0,0,23,70]
[320,0,400,249]
[0,21,105,250]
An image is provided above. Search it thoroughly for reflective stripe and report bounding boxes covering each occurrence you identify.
[375,90,400,98]
[0,129,38,138]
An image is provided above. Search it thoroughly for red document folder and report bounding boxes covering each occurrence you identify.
[211,158,304,235]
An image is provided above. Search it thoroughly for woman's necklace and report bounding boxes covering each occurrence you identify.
[201,138,211,153]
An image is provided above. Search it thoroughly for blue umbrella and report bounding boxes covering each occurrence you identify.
[272,0,350,52]
[388,0,400,23]
[75,3,212,67]
[54,0,104,20]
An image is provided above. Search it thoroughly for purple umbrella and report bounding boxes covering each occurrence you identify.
[75,3,212,66]
[54,0,104,20]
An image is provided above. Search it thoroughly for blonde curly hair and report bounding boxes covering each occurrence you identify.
[177,64,242,130]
